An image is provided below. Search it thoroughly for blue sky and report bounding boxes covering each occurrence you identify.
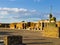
[0,0,60,23]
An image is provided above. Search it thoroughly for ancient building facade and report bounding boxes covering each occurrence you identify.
[0,23,10,28]
[56,21,60,27]
[9,23,17,29]
[0,13,60,38]
[16,22,27,29]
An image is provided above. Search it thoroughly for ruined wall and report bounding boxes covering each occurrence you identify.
[4,35,22,45]
[16,23,23,29]
[9,23,15,29]
[42,25,59,38]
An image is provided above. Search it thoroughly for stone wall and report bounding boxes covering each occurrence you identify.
[42,25,59,38]
[4,35,22,45]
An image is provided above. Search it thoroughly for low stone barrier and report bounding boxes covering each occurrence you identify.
[3,35,25,45]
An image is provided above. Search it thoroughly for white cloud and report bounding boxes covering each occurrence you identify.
[0,8,10,11]
[0,7,38,20]
[19,8,27,12]
[0,11,8,15]
[0,8,37,12]
[24,13,29,15]
[0,16,4,18]
[10,8,19,12]
[0,8,28,12]
[0,8,19,13]
[0,8,28,16]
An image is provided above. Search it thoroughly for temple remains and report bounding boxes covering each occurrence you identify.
[0,13,60,38]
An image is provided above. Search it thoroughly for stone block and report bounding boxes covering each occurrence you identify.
[43,26,59,38]
[4,35,22,45]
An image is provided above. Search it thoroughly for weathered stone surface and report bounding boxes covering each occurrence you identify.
[42,26,59,38]
[4,35,22,45]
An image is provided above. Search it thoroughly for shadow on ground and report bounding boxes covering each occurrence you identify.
[25,42,53,44]
[0,32,14,35]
